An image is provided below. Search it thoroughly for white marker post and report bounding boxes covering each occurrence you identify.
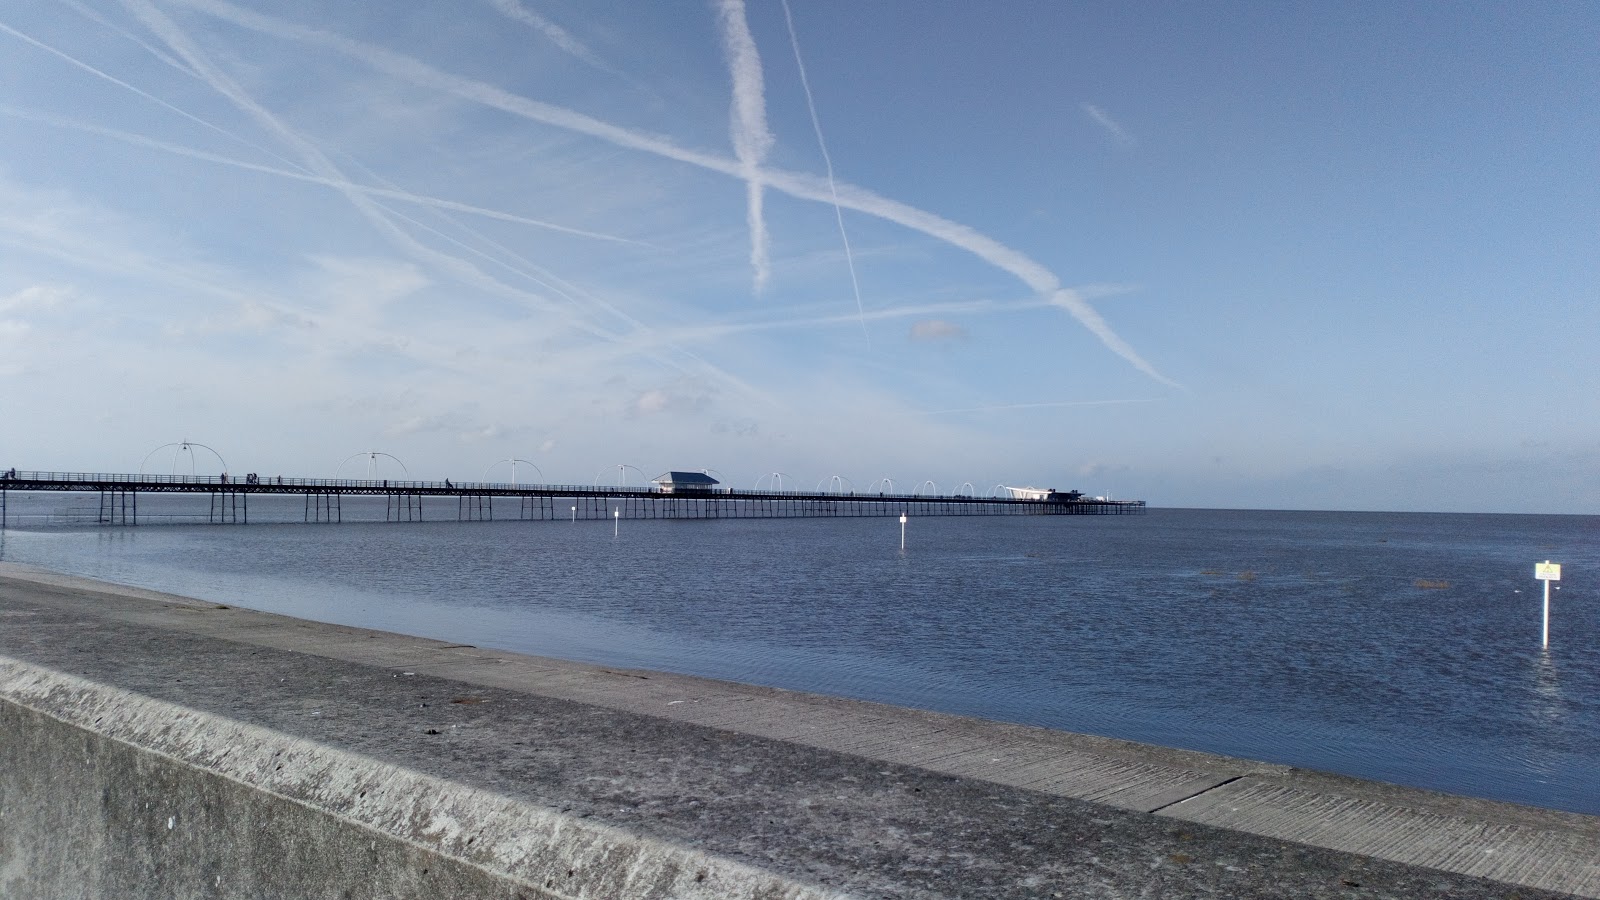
[613,508,620,537]
[899,513,907,550]
[571,505,576,523]
[1535,561,1561,648]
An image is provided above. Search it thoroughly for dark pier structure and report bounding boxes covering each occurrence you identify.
[0,470,1145,527]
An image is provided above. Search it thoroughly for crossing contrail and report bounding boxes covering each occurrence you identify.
[40,2,762,403]
[0,17,311,178]
[58,0,198,78]
[0,105,643,245]
[780,0,869,346]
[114,0,649,355]
[163,0,1178,386]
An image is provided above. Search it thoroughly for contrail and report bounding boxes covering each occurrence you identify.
[484,0,614,73]
[78,1,762,403]
[330,149,668,341]
[530,292,1100,358]
[0,104,644,245]
[920,399,1160,415]
[165,0,1177,386]
[114,0,633,350]
[780,0,868,346]
[58,0,198,78]
[1082,103,1135,147]
[761,168,1179,387]
[714,0,774,293]
[0,17,312,178]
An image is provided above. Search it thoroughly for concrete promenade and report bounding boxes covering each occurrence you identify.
[0,564,1594,898]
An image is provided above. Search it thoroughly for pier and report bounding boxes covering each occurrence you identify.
[0,470,1145,527]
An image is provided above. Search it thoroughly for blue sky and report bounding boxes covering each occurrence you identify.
[0,1,1595,512]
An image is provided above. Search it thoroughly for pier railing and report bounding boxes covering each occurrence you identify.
[1,470,1146,527]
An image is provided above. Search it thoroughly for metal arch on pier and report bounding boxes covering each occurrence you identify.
[0,470,1145,528]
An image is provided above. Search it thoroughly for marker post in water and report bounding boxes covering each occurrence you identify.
[1535,561,1561,648]
[900,513,907,550]
[614,508,620,537]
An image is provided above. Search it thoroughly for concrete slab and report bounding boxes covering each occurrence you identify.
[1162,777,1600,896]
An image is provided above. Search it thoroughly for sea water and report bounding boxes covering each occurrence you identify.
[2,497,1596,815]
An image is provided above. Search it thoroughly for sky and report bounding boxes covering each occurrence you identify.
[0,1,1596,512]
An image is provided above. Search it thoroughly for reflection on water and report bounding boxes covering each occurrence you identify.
[2,503,1598,815]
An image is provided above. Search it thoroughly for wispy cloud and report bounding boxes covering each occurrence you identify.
[780,0,868,344]
[714,0,775,294]
[166,0,1176,386]
[1082,102,1136,147]
[0,284,72,315]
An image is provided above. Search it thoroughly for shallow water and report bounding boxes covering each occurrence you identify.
[2,498,1596,814]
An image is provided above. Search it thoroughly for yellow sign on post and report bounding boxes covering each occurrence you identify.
[1536,560,1561,648]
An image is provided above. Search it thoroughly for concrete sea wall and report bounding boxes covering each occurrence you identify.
[1,565,1596,898]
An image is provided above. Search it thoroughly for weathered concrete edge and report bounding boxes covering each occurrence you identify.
[0,655,843,900]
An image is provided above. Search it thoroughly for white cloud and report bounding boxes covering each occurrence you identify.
[629,380,715,417]
[909,319,966,342]
[1077,460,1129,479]
[0,284,73,314]
[307,255,429,311]
[385,412,469,437]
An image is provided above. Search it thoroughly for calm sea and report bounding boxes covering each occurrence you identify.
[2,494,1596,815]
